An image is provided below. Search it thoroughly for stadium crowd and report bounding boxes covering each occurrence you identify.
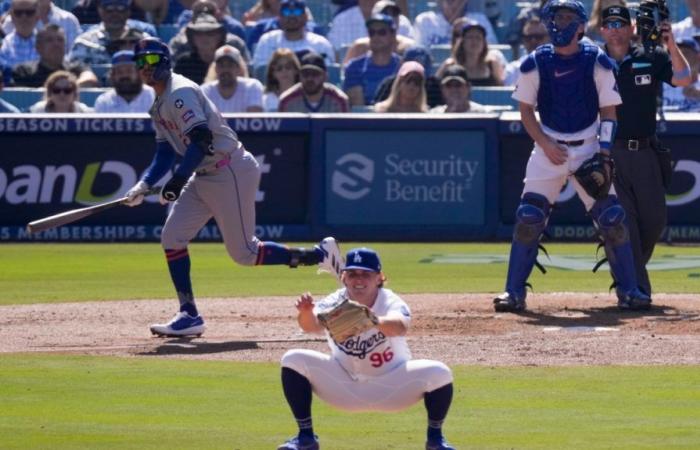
[0,0,699,113]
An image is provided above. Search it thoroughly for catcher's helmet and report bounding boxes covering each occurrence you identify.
[133,37,171,81]
[542,0,587,47]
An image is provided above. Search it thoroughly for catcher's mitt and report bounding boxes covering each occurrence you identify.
[574,153,613,200]
[316,293,379,343]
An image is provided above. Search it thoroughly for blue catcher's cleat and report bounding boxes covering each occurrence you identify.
[277,434,320,450]
[617,288,652,311]
[493,292,527,313]
[150,311,205,337]
[426,436,456,450]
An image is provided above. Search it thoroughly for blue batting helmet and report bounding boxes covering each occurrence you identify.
[542,0,587,47]
[133,37,171,81]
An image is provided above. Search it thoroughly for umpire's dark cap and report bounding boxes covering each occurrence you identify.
[300,52,326,72]
[602,5,631,24]
[344,248,382,272]
[441,64,469,85]
[366,13,397,31]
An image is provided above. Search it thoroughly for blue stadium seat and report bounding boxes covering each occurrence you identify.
[253,64,267,83]
[0,87,110,110]
[470,86,516,108]
[91,64,112,86]
[158,24,180,43]
[327,63,342,85]
[429,44,452,65]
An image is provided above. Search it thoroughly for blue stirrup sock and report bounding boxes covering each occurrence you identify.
[281,367,314,438]
[165,248,198,317]
[424,383,453,441]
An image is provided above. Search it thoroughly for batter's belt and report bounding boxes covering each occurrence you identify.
[195,155,232,175]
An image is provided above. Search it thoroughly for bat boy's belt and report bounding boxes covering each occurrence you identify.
[196,155,232,175]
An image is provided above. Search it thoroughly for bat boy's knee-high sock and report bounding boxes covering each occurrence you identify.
[281,367,314,438]
[165,248,198,317]
[256,242,323,266]
[424,383,453,441]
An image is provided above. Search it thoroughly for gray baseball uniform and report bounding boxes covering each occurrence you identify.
[151,72,261,264]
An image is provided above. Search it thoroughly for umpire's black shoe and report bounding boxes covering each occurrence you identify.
[493,292,526,313]
[617,288,652,311]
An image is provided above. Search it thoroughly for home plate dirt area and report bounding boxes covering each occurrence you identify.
[2,294,699,365]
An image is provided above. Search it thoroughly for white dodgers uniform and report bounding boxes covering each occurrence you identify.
[152,73,263,264]
[281,288,453,412]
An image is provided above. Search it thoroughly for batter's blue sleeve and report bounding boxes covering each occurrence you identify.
[142,140,176,186]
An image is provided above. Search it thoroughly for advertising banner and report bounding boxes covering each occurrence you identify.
[325,130,486,226]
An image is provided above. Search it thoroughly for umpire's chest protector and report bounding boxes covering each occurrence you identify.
[534,44,600,133]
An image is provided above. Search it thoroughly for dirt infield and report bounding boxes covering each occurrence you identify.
[2,293,699,365]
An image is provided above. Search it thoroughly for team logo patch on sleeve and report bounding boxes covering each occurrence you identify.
[182,109,195,123]
[174,99,184,109]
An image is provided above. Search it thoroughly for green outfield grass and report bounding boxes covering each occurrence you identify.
[1,354,699,449]
[1,242,699,304]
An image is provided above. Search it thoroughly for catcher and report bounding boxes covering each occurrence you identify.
[277,247,456,450]
[493,0,651,313]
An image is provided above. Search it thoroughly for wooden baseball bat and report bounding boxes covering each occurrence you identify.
[26,186,161,234]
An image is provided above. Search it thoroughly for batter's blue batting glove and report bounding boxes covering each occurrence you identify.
[161,174,188,202]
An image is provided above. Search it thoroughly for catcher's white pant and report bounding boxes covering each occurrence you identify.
[523,137,616,210]
[281,349,453,412]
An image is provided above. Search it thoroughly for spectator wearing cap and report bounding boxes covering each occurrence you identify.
[68,0,153,65]
[70,0,157,33]
[674,0,700,42]
[503,16,548,86]
[414,0,497,48]
[12,24,98,87]
[200,45,264,112]
[601,4,691,299]
[172,12,246,84]
[0,65,20,112]
[169,5,249,62]
[278,51,349,112]
[430,63,487,113]
[175,0,245,42]
[252,0,334,69]
[664,39,700,111]
[93,49,155,112]
[327,0,414,52]
[0,0,40,68]
[435,19,504,86]
[373,45,443,107]
[2,0,81,52]
[243,0,322,53]
[503,0,545,60]
[262,47,300,111]
[341,0,416,65]
[373,60,427,112]
[29,69,93,112]
[343,13,401,106]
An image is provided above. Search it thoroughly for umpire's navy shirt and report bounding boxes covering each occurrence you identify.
[605,44,674,139]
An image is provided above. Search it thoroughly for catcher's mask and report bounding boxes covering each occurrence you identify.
[543,0,587,47]
[343,248,382,272]
[133,37,171,81]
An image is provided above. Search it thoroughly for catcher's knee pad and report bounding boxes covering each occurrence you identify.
[591,196,629,246]
[514,193,550,244]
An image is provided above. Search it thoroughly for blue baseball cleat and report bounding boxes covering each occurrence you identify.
[426,436,456,450]
[493,292,527,313]
[277,434,320,450]
[150,311,205,337]
[617,288,652,311]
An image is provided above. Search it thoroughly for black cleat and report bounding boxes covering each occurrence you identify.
[493,292,526,313]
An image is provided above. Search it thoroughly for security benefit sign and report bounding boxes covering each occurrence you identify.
[325,130,486,225]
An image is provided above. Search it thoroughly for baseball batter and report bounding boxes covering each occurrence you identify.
[493,0,652,313]
[124,38,342,337]
[277,247,455,450]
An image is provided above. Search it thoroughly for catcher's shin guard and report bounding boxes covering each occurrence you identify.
[590,196,642,296]
[503,193,550,300]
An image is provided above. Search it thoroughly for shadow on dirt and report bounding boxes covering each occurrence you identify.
[518,304,679,328]
[139,339,259,355]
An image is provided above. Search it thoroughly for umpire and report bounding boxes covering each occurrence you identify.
[600,4,691,300]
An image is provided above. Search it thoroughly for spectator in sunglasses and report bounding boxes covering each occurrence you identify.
[343,13,401,106]
[69,0,154,65]
[374,60,427,112]
[1,0,81,52]
[278,51,349,112]
[504,16,549,86]
[29,70,92,112]
[252,0,334,69]
[328,0,414,52]
[0,0,40,68]
[262,47,300,111]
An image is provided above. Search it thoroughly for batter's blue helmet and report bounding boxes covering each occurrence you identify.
[133,37,171,81]
[542,0,587,47]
